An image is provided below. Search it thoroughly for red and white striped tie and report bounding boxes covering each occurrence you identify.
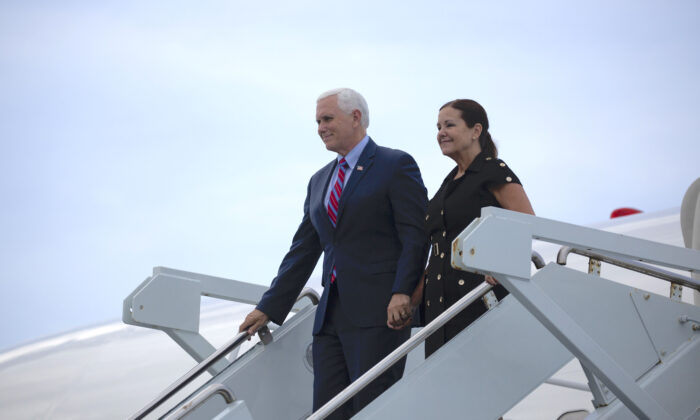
[328,158,349,283]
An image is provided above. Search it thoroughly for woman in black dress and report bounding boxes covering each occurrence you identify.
[414,99,534,357]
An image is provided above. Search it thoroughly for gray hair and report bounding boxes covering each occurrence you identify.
[317,88,370,129]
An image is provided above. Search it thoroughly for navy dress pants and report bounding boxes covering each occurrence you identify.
[312,284,410,419]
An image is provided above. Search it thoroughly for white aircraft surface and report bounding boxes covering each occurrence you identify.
[1,179,698,420]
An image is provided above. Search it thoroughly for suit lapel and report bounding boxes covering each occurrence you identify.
[335,139,377,225]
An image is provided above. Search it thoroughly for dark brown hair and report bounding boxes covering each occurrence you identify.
[440,99,498,158]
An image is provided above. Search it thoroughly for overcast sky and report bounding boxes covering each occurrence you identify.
[1,0,699,351]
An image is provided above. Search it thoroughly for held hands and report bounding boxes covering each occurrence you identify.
[387,293,413,330]
[239,309,270,339]
[385,275,495,330]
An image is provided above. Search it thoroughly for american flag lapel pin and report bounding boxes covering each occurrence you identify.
[357,165,363,171]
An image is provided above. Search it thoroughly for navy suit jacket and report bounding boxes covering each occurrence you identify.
[257,139,428,334]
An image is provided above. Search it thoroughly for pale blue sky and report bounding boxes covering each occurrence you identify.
[1,0,699,350]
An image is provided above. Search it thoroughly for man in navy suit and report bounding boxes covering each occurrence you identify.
[240,88,427,418]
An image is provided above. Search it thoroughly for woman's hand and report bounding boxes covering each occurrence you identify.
[387,293,413,330]
[387,272,426,330]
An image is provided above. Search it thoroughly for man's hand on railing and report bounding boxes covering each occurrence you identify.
[485,275,499,285]
[239,309,270,338]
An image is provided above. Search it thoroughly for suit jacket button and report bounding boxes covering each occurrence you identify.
[439,296,443,303]
[437,274,442,280]
[458,279,465,286]
[440,252,445,259]
[426,300,430,307]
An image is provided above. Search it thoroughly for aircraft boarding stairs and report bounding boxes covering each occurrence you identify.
[124,207,700,420]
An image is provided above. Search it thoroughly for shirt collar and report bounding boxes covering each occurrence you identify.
[466,151,495,173]
[445,151,494,184]
[338,135,369,169]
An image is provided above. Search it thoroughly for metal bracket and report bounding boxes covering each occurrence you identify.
[588,258,601,276]
[670,283,683,302]
[482,291,498,310]
[257,326,273,345]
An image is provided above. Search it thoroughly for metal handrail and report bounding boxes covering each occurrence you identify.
[557,246,700,292]
[308,281,494,420]
[297,287,320,305]
[129,329,256,420]
[131,287,320,419]
[165,384,235,420]
[531,251,545,269]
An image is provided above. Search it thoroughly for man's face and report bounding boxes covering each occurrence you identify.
[316,95,357,155]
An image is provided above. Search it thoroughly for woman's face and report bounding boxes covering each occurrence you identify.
[436,106,481,158]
